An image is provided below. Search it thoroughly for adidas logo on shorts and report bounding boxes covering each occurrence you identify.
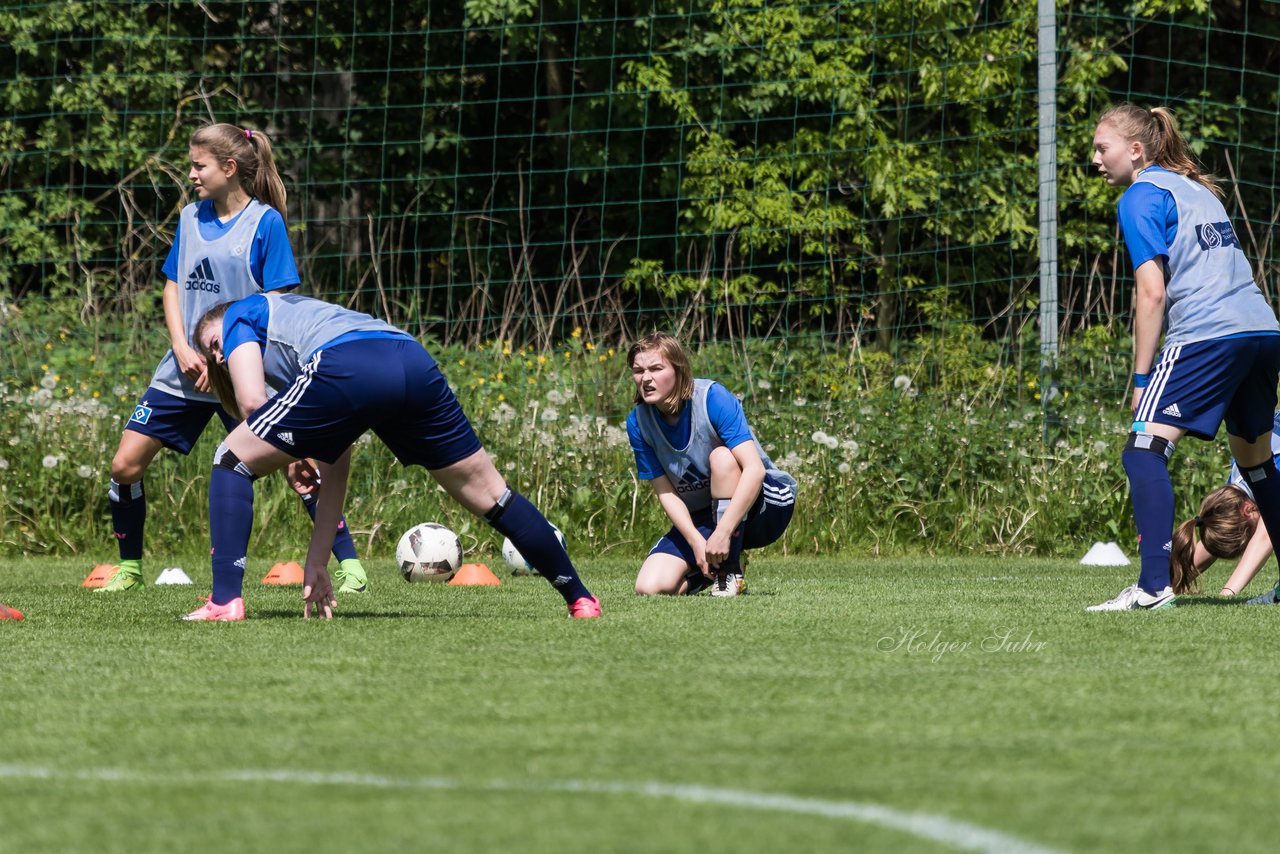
[1162,403,1182,418]
[276,431,294,445]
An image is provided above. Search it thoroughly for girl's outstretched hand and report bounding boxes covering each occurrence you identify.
[303,564,337,619]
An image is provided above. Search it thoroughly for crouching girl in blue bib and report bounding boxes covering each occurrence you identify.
[187,292,601,620]
[626,332,796,596]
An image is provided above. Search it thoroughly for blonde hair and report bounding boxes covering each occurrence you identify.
[1170,484,1257,594]
[627,332,694,411]
[194,302,241,420]
[1097,104,1223,198]
[189,123,288,216]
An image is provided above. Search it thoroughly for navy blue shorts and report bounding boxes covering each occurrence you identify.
[124,387,238,454]
[246,338,483,468]
[1134,334,1280,441]
[648,472,796,564]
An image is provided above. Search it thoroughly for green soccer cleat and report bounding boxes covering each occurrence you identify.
[334,558,368,594]
[94,566,144,593]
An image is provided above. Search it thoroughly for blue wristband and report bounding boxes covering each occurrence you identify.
[1133,373,1150,388]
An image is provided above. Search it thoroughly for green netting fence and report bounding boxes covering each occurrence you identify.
[5,2,1279,369]
[3,1,1280,557]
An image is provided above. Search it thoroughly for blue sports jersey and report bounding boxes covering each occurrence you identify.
[222,293,414,391]
[1118,165,1277,345]
[627,381,753,481]
[148,199,281,402]
[162,200,299,291]
[1117,181,1178,270]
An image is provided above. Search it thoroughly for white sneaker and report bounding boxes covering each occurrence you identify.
[1086,584,1175,611]
[710,571,747,598]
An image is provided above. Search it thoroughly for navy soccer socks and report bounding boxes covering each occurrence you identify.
[209,466,255,605]
[1238,457,1280,566]
[109,479,145,562]
[484,490,591,604]
[711,497,746,570]
[1122,433,1176,593]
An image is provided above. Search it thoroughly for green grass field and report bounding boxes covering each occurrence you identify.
[1,554,1276,853]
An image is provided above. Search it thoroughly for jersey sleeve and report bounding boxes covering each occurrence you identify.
[1117,182,1177,271]
[161,218,181,282]
[705,382,754,449]
[222,294,271,355]
[627,409,665,481]
[250,208,301,292]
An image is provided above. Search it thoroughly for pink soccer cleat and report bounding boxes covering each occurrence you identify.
[181,596,246,622]
[568,596,602,619]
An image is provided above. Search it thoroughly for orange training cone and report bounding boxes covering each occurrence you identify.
[448,563,501,586]
[261,561,305,585]
[0,602,25,621]
[82,564,120,588]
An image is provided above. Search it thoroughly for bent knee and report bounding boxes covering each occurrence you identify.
[709,444,741,475]
[110,453,147,484]
[635,581,679,596]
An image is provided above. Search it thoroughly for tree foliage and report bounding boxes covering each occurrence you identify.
[1,0,1278,349]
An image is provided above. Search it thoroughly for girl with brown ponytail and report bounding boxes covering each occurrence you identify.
[1086,105,1280,611]
[1169,486,1267,595]
[1170,414,1280,599]
[101,122,369,596]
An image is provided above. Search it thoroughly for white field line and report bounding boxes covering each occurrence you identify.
[0,764,1059,854]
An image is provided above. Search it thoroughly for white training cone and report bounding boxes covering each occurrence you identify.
[154,567,194,585]
[1080,542,1130,566]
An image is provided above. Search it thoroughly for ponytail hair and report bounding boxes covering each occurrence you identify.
[1097,104,1223,198]
[194,302,242,420]
[1170,484,1257,593]
[188,123,289,217]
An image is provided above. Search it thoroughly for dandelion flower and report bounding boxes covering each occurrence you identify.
[837,462,851,474]
[1093,440,1108,454]
[40,374,56,390]
[541,407,560,422]
[0,458,8,470]
[893,375,912,390]
[811,430,828,444]
[42,455,59,469]
[77,465,93,478]
[757,379,771,391]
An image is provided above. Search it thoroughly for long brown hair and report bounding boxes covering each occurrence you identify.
[194,302,241,420]
[189,123,288,216]
[1170,484,1257,593]
[627,332,694,411]
[1097,104,1223,198]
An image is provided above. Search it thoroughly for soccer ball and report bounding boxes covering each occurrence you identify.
[502,524,565,576]
[396,522,463,582]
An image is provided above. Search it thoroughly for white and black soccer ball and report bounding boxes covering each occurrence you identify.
[396,522,463,582]
[501,524,565,576]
